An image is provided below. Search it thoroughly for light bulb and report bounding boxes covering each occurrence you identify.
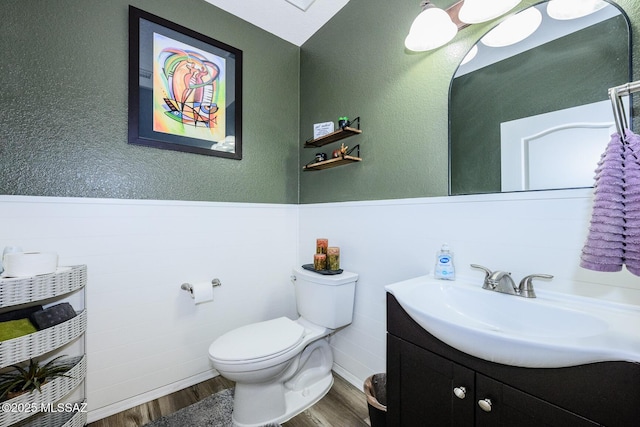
[405,7,458,52]
[481,7,542,48]
[547,0,607,20]
[459,0,522,24]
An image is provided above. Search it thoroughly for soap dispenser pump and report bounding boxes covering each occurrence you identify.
[434,244,455,280]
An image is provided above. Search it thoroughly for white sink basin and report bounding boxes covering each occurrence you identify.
[386,275,640,368]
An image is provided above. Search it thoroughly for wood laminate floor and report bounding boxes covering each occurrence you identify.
[88,373,371,427]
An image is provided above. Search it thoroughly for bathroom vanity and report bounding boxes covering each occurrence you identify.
[387,293,640,426]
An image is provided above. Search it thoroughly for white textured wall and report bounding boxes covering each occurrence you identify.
[0,196,298,421]
[298,188,640,388]
[2,190,639,422]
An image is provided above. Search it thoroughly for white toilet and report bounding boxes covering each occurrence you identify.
[208,266,358,427]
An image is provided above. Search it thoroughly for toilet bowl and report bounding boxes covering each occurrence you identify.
[208,267,358,427]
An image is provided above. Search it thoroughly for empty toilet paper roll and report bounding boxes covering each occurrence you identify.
[191,282,214,304]
[2,252,58,277]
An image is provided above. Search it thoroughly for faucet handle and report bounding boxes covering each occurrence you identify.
[471,264,492,278]
[518,274,554,298]
[470,264,493,289]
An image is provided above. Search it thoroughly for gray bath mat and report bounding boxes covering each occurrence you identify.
[143,388,280,427]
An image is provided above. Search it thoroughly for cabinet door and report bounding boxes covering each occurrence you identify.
[387,335,474,426]
[475,374,600,427]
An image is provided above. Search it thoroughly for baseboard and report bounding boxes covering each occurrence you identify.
[89,366,361,423]
[87,370,219,423]
[332,364,365,393]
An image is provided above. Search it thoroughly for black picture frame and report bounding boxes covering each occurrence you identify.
[128,6,243,159]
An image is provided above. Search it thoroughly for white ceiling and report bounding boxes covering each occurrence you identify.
[203,0,350,46]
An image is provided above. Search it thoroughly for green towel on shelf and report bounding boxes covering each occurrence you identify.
[0,318,37,341]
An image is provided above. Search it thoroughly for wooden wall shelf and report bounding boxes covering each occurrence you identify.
[304,127,362,148]
[303,155,362,171]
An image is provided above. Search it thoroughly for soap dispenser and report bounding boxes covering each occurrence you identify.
[434,244,455,280]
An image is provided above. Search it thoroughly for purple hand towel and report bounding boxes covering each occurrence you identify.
[586,230,624,242]
[582,246,625,258]
[588,222,625,235]
[581,132,627,273]
[589,215,626,226]
[579,259,623,272]
[592,206,625,217]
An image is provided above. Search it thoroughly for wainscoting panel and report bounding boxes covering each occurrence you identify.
[0,196,299,421]
[4,190,640,422]
[298,189,640,391]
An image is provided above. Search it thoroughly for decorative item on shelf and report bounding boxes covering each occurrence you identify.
[306,239,344,274]
[0,356,74,401]
[332,143,349,158]
[316,238,328,254]
[327,247,340,271]
[315,152,328,163]
[314,253,327,271]
[338,116,350,129]
[313,121,335,139]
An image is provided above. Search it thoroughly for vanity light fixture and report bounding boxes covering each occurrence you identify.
[480,7,542,48]
[405,0,522,52]
[404,1,459,52]
[458,0,522,24]
[547,0,607,20]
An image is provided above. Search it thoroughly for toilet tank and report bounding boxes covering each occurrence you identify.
[292,266,358,329]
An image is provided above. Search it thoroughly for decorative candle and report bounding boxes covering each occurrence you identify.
[316,238,328,254]
[327,246,340,271]
[314,253,327,271]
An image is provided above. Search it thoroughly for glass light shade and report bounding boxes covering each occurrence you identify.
[481,7,542,48]
[404,7,458,51]
[547,0,607,20]
[460,44,478,66]
[458,0,522,24]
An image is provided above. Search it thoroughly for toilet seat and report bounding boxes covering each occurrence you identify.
[209,317,305,365]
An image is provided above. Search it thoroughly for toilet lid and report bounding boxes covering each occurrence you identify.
[209,317,305,362]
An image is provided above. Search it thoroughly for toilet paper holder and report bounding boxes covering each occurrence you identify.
[181,278,222,294]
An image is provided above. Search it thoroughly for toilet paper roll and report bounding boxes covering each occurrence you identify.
[2,252,58,277]
[191,282,214,304]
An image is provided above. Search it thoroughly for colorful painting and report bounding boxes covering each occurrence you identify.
[128,7,242,159]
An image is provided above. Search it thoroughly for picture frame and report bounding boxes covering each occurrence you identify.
[128,6,243,159]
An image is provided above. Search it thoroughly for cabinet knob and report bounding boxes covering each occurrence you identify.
[478,398,492,412]
[453,387,466,399]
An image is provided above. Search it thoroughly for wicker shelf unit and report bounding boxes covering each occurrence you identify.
[0,265,87,427]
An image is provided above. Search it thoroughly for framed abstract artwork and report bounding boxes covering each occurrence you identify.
[128,6,243,159]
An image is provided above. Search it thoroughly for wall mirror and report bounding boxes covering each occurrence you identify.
[449,0,631,195]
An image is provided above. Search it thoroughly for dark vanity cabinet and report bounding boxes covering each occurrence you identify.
[387,293,640,427]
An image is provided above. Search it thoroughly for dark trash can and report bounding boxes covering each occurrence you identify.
[364,373,387,427]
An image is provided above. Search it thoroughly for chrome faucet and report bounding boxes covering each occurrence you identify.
[471,264,553,298]
[487,270,518,295]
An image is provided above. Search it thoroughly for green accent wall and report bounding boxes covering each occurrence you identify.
[0,0,300,203]
[2,0,640,205]
[299,0,640,203]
